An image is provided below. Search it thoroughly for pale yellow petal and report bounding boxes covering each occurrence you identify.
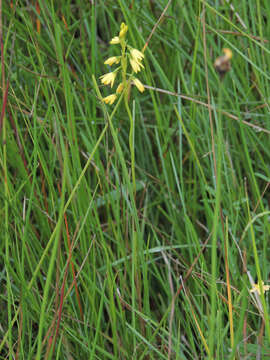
[116,82,124,94]
[250,281,270,295]
[130,58,144,73]
[110,36,120,44]
[130,48,144,61]
[104,56,119,66]
[133,78,145,93]
[100,72,117,88]
[103,94,117,105]
[223,48,232,60]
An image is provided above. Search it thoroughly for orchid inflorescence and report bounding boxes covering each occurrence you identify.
[100,22,145,105]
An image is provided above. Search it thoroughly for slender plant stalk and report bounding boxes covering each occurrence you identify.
[125,95,136,194]
[225,217,234,353]
[209,82,223,359]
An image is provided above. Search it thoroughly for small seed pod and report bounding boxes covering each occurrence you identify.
[214,48,232,79]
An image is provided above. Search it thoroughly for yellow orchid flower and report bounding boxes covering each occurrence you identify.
[100,72,117,88]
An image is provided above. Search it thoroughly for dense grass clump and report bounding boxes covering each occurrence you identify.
[1,1,270,359]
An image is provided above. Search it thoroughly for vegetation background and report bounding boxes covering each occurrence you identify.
[1,0,270,359]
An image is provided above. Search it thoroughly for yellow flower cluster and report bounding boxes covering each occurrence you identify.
[250,281,270,295]
[100,22,145,105]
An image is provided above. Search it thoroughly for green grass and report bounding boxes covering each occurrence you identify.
[1,0,270,359]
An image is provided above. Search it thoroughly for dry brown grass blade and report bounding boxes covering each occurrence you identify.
[142,84,270,135]
[142,0,172,53]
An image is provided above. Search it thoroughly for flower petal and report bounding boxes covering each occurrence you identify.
[133,78,145,93]
[103,94,117,105]
[250,281,270,295]
[223,48,232,60]
[110,36,120,44]
[116,82,124,94]
[104,56,120,66]
[100,72,117,88]
[119,23,128,38]
[130,48,144,62]
[130,58,144,73]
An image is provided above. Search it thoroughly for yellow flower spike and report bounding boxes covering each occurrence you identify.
[250,281,270,295]
[116,82,124,94]
[103,94,117,105]
[110,36,120,44]
[130,48,144,62]
[130,58,144,73]
[100,72,117,88]
[119,22,128,38]
[133,78,145,93]
[104,56,120,66]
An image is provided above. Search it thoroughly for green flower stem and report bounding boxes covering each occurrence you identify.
[120,37,136,194]
[125,91,136,194]
[120,38,127,87]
